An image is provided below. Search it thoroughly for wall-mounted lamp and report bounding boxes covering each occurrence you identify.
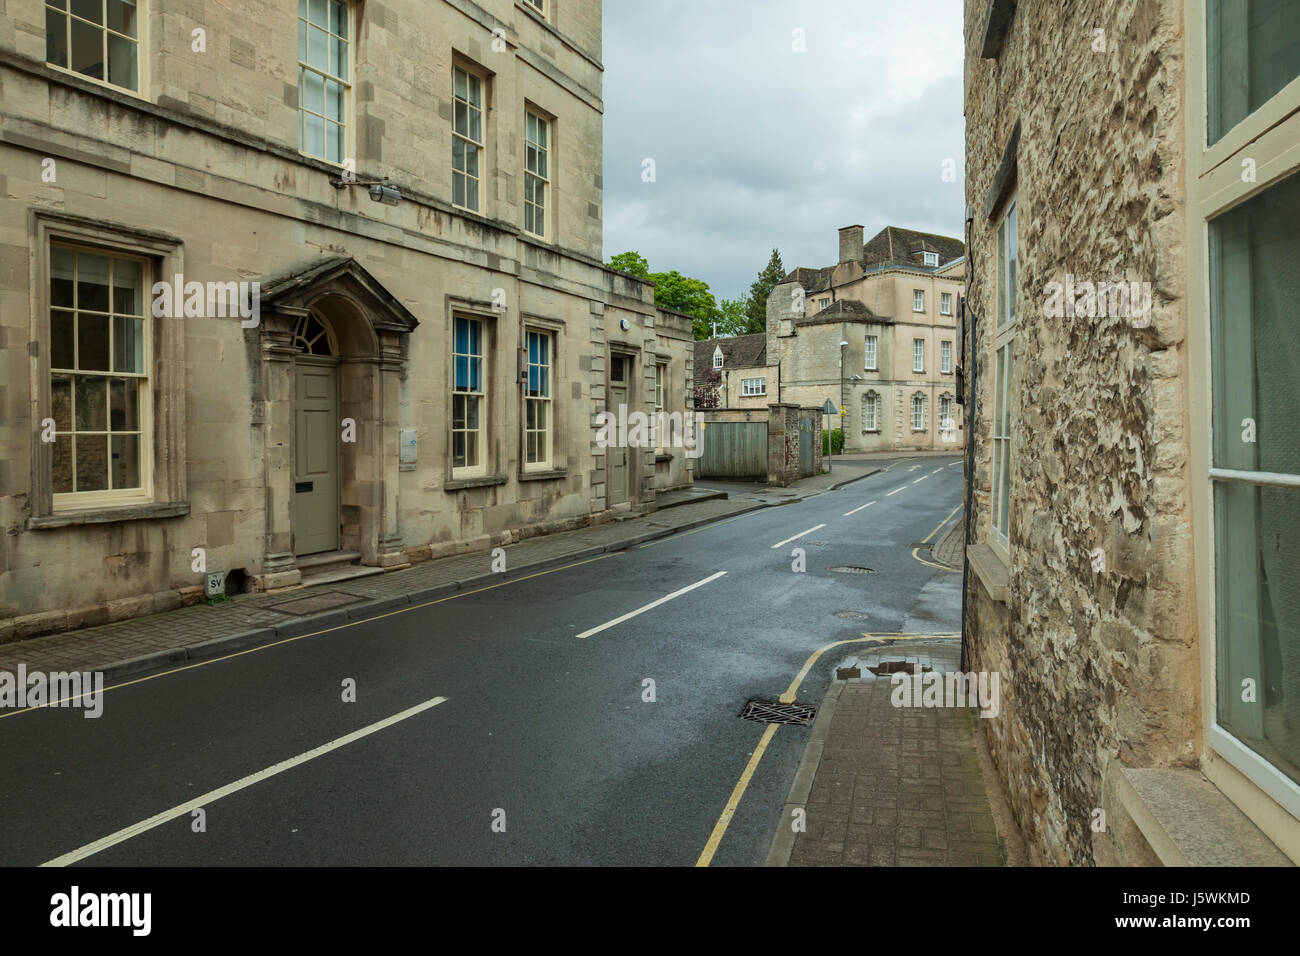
[331,174,402,207]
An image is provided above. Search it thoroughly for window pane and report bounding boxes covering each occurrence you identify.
[77,252,110,312]
[46,8,69,68]
[112,257,141,314]
[454,67,467,100]
[330,0,347,38]
[1208,0,1300,144]
[466,178,478,211]
[78,314,109,371]
[110,434,139,489]
[326,121,343,163]
[75,375,107,430]
[299,18,306,61]
[1210,171,1300,477]
[70,0,102,24]
[308,25,328,71]
[454,355,468,390]
[107,31,136,89]
[303,68,325,114]
[325,79,343,121]
[52,435,74,493]
[75,434,108,491]
[69,16,104,80]
[331,35,347,82]
[304,111,325,158]
[1215,481,1300,783]
[452,172,466,208]
[309,0,328,27]
[52,374,73,430]
[112,315,143,373]
[109,376,138,430]
[51,310,75,369]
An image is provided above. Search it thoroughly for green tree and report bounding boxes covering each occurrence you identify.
[607,251,724,339]
[606,250,650,279]
[744,248,785,334]
[715,297,750,338]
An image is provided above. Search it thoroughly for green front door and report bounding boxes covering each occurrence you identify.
[293,359,340,556]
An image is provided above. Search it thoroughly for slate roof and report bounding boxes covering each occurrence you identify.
[781,226,966,288]
[796,299,885,325]
[694,334,767,381]
[861,226,966,268]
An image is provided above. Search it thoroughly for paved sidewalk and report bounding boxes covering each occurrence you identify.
[931,508,965,569]
[767,639,1006,867]
[0,493,767,680]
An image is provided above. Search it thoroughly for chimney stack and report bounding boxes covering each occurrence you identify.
[838,224,864,265]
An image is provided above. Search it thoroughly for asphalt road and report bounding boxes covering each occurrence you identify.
[0,455,963,867]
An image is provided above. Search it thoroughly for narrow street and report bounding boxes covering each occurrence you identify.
[0,457,962,867]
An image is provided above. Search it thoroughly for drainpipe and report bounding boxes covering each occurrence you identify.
[960,214,977,673]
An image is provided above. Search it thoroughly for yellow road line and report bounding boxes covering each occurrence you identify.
[911,504,963,573]
[695,722,779,867]
[697,630,958,864]
[0,552,617,720]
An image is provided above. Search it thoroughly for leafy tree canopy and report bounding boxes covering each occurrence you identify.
[744,248,785,334]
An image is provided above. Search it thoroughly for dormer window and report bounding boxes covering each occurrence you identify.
[713,346,723,370]
[923,251,939,267]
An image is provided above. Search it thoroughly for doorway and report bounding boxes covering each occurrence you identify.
[608,354,631,506]
[292,314,341,556]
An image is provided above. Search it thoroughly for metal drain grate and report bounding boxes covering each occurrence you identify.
[835,610,871,620]
[739,699,817,725]
[829,566,875,575]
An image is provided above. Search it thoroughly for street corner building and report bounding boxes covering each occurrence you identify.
[701,223,967,455]
[0,0,696,642]
[962,0,1300,864]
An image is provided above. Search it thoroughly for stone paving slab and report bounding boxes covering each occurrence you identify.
[0,495,769,680]
[932,508,965,570]
[768,639,1006,867]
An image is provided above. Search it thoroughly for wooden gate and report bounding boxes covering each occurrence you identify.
[698,421,768,479]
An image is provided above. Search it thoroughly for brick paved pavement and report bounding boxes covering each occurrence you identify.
[770,639,1005,867]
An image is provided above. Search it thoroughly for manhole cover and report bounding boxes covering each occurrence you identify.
[834,611,870,620]
[739,699,817,725]
[829,566,875,574]
[867,660,932,676]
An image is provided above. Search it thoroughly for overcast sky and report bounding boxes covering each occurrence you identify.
[602,0,966,303]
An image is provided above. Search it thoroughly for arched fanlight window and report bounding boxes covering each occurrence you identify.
[292,312,337,356]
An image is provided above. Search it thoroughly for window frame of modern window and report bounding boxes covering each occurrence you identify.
[523,327,553,471]
[1187,0,1300,823]
[297,0,353,167]
[451,314,488,478]
[864,334,877,371]
[30,211,188,522]
[45,0,147,96]
[524,108,550,239]
[913,338,924,373]
[452,63,487,214]
[913,289,925,312]
[923,251,939,267]
[741,377,766,397]
[941,340,952,374]
[941,292,953,315]
[989,195,1019,562]
[818,298,830,312]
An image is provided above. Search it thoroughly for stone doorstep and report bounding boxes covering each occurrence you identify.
[1116,767,1294,867]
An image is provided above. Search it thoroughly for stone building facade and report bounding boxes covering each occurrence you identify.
[764,225,966,453]
[0,0,696,642]
[962,0,1299,864]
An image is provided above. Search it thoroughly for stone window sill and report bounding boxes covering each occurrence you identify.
[967,541,1008,603]
[655,453,673,464]
[1116,767,1293,866]
[444,474,509,491]
[28,501,190,530]
[519,468,568,482]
